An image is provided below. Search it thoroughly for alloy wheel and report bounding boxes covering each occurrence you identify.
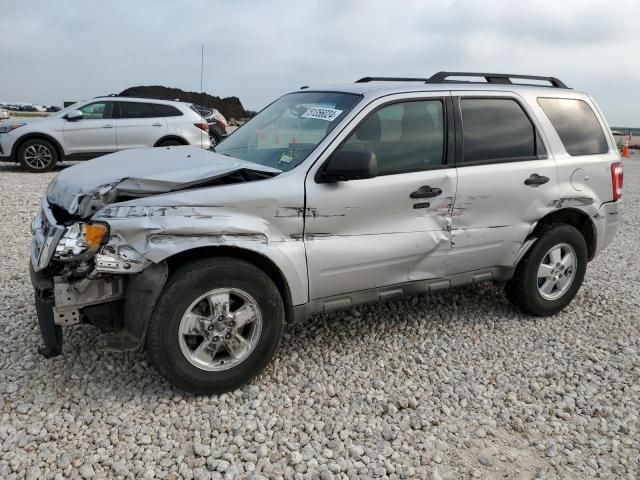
[178,288,262,371]
[537,243,577,301]
[23,144,53,170]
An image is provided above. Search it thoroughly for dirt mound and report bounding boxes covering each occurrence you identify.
[119,85,247,120]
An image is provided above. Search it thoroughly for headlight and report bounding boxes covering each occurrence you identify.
[54,222,109,261]
[0,123,25,133]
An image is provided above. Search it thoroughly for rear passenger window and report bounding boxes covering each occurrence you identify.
[461,98,537,163]
[340,100,445,175]
[153,104,182,117]
[537,98,608,155]
[119,102,156,119]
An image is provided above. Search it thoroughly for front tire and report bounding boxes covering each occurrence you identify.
[505,224,587,316]
[146,257,285,394]
[18,138,58,172]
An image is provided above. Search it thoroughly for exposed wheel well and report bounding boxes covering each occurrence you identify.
[12,134,64,161]
[164,246,294,323]
[532,208,597,260]
[154,136,188,147]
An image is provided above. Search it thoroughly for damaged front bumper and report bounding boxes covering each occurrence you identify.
[29,263,126,357]
[30,260,168,359]
[29,199,169,358]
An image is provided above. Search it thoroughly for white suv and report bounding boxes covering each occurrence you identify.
[0,97,211,172]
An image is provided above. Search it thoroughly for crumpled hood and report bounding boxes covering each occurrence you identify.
[46,146,281,218]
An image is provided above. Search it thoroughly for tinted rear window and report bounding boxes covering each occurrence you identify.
[537,98,608,156]
[153,104,182,117]
[119,102,156,119]
[461,98,536,163]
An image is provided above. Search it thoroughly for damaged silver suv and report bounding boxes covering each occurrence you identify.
[30,72,623,394]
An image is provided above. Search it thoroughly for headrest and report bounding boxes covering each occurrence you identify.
[356,113,381,142]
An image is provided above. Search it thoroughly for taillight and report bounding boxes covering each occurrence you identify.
[194,123,209,132]
[214,119,226,130]
[611,162,623,201]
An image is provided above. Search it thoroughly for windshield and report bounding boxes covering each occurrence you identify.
[215,91,362,171]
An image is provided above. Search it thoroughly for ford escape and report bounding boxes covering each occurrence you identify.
[29,72,623,393]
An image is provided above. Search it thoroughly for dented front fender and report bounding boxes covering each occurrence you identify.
[92,174,310,306]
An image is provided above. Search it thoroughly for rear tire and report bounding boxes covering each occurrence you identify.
[18,138,58,172]
[505,224,587,316]
[146,257,285,394]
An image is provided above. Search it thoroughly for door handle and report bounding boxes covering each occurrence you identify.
[102,124,114,129]
[410,185,442,199]
[524,173,550,186]
[152,123,163,127]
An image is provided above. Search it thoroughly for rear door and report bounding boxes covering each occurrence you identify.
[447,93,559,274]
[115,101,167,149]
[63,101,117,156]
[304,93,457,300]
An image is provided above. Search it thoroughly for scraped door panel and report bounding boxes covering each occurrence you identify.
[449,159,558,273]
[305,169,456,299]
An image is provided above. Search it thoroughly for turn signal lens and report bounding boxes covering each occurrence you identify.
[84,223,108,249]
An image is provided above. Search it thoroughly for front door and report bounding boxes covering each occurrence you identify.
[63,101,117,156]
[448,93,559,274]
[305,95,457,300]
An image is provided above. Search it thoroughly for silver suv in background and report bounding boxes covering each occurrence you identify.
[0,97,211,172]
[29,72,622,394]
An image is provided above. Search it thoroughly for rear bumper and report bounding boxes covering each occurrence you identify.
[593,200,621,256]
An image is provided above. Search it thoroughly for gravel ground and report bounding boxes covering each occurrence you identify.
[0,159,638,480]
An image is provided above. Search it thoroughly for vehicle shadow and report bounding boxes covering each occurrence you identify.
[14,281,517,400]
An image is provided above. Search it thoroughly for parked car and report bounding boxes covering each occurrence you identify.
[46,106,61,113]
[192,105,228,146]
[29,72,622,394]
[0,108,9,120]
[0,96,211,172]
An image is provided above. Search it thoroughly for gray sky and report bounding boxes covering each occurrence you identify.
[2,0,639,125]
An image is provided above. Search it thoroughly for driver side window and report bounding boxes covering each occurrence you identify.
[79,102,113,120]
[339,99,445,176]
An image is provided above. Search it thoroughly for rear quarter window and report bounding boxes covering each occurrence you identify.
[537,98,608,156]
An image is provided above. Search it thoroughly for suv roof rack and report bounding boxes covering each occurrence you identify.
[356,76,429,83]
[427,71,569,88]
[355,72,569,89]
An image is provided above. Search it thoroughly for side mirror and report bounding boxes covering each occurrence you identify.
[66,110,83,121]
[319,150,377,182]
